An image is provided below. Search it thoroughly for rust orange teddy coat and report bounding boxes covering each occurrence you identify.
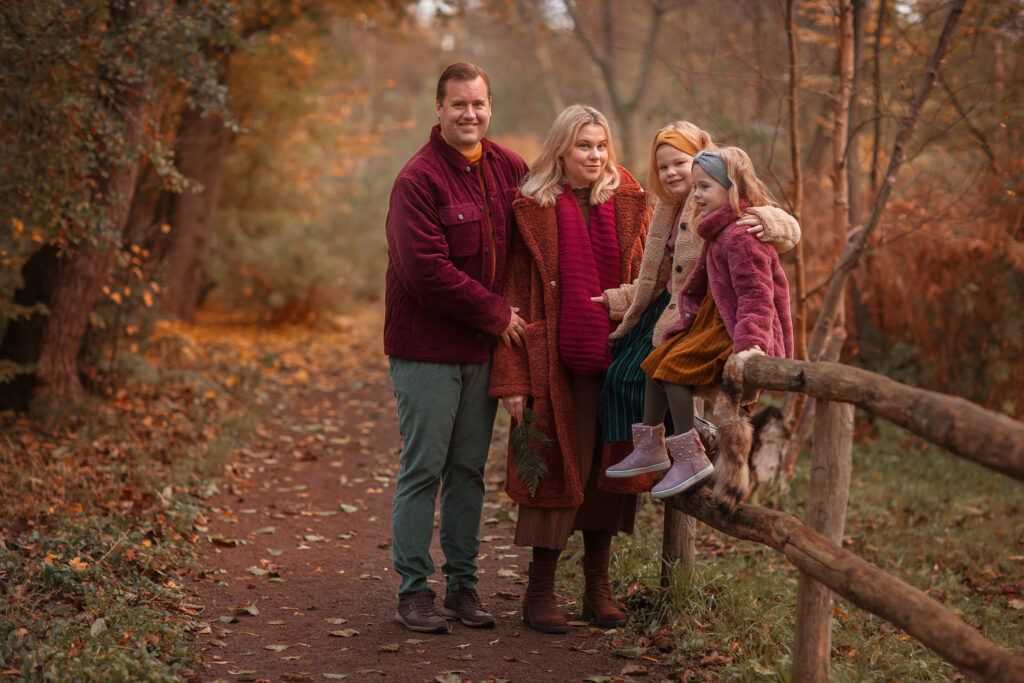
[490,167,653,508]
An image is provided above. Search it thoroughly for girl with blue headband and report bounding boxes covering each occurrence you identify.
[606,146,795,514]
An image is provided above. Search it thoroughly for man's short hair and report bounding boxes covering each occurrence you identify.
[436,62,491,103]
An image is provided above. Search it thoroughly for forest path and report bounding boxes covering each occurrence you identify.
[189,302,669,683]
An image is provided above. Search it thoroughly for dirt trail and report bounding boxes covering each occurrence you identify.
[189,305,670,682]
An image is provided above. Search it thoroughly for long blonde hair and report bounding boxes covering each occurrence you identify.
[717,146,778,218]
[647,121,713,204]
[520,105,620,207]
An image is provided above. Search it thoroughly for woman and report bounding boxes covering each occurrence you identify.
[490,105,649,633]
[597,122,799,476]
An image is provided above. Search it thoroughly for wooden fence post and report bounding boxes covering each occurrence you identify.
[792,400,854,682]
[661,507,695,586]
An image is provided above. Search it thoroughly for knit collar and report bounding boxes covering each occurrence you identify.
[696,200,750,240]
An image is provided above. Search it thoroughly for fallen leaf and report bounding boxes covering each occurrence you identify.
[339,504,358,514]
[265,644,290,651]
[378,643,400,652]
[328,629,359,637]
[325,618,348,625]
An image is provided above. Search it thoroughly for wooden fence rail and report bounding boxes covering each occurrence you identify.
[660,355,1024,682]
[742,357,1024,481]
[666,486,1024,682]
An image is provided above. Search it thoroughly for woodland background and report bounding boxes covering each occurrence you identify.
[1,0,1022,414]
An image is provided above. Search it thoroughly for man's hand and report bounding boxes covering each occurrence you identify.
[500,307,526,348]
[502,395,527,423]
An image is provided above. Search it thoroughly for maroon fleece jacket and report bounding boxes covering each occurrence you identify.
[384,125,528,363]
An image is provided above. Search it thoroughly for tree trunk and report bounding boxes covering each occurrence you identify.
[562,0,664,169]
[870,0,887,195]
[32,1,156,405]
[0,246,59,410]
[785,0,807,363]
[806,0,967,363]
[155,105,231,321]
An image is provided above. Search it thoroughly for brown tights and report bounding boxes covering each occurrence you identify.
[533,530,612,563]
[642,377,694,434]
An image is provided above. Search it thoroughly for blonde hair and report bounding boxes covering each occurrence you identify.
[647,121,714,204]
[520,105,620,207]
[715,146,778,218]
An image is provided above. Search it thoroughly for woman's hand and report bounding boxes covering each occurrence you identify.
[502,395,527,423]
[737,214,766,239]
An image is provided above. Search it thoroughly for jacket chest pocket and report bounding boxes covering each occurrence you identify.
[439,203,483,257]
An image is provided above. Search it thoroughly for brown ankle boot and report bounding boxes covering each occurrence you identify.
[581,551,627,628]
[522,561,568,634]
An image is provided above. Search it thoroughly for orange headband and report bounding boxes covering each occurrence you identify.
[651,129,700,158]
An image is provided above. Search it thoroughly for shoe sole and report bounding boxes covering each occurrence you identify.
[522,616,568,634]
[394,612,448,633]
[650,464,714,499]
[605,459,670,478]
[440,607,495,628]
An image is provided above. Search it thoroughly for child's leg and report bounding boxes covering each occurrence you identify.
[642,378,669,426]
[664,382,694,433]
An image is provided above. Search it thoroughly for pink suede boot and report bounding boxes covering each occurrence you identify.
[650,428,714,499]
[605,423,669,478]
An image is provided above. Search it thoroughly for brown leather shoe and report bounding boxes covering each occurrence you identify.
[442,587,495,628]
[395,589,448,633]
[581,551,627,628]
[522,561,568,634]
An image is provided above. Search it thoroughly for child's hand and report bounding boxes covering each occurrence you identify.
[737,214,766,239]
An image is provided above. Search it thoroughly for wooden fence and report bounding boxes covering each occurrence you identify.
[663,357,1024,682]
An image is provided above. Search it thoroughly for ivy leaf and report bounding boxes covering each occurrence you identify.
[509,406,552,497]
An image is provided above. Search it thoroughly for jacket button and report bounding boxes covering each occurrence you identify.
[458,213,464,220]
[675,265,683,273]
[684,313,692,318]
[550,281,557,287]
[465,166,472,172]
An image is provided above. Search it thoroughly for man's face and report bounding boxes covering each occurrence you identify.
[436,76,491,155]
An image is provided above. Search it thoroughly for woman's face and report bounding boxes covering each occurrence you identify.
[691,164,730,218]
[656,144,694,197]
[561,123,609,189]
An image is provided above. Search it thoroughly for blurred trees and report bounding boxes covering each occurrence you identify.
[1,0,1022,415]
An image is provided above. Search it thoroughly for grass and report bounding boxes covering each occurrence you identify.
[0,324,261,681]
[558,417,1024,681]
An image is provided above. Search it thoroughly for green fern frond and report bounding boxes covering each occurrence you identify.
[510,406,552,497]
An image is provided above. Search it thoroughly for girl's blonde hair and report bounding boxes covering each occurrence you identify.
[647,121,714,204]
[520,104,620,207]
[715,146,778,218]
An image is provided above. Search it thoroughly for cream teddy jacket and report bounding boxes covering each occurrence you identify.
[605,197,800,347]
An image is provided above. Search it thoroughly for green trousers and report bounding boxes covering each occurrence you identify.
[388,357,497,599]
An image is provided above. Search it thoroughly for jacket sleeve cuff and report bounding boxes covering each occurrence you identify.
[746,206,801,254]
[604,283,635,321]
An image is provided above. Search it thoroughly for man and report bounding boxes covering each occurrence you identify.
[384,62,528,633]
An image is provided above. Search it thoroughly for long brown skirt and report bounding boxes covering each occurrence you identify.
[641,288,733,386]
[514,373,637,550]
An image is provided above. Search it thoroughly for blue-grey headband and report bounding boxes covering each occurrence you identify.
[693,151,731,189]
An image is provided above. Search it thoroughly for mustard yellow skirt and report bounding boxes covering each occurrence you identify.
[641,288,733,386]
